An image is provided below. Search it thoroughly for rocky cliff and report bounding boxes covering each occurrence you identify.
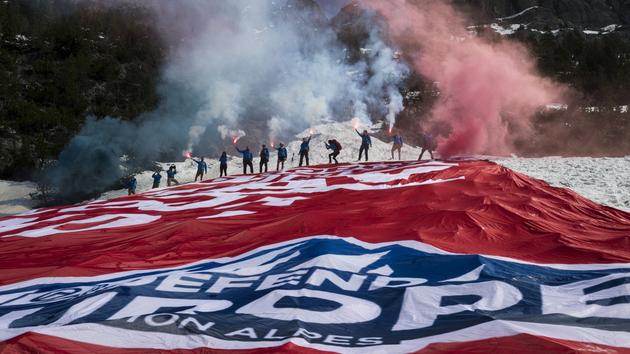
[455,0,630,29]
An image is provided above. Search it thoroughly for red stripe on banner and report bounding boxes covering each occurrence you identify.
[415,333,630,354]
[0,161,629,286]
[0,332,335,354]
[2,332,629,354]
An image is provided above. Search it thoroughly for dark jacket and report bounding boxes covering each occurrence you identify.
[276,147,288,159]
[299,137,311,153]
[325,141,340,152]
[260,147,270,160]
[356,130,372,146]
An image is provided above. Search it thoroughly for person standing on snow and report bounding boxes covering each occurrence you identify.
[235,145,254,174]
[299,135,312,167]
[356,129,372,161]
[127,175,137,195]
[259,144,270,173]
[418,132,436,160]
[166,165,180,186]
[219,152,228,177]
[151,171,162,188]
[325,139,342,164]
[275,143,288,171]
[192,157,208,182]
[391,132,403,160]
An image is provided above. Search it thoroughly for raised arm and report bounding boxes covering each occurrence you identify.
[355,129,361,137]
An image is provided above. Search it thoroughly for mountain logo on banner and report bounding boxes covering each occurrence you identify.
[0,236,628,351]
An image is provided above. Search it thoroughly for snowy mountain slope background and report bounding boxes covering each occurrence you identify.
[1,120,628,216]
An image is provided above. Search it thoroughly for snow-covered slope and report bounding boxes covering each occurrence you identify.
[0,180,37,217]
[494,157,630,212]
[1,120,629,214]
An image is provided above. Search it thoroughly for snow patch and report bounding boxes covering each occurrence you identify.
[490,23,523,36]
[601,24,620,33]
[544,103,568,111]
[0,180,37,217]
[496,6,539,21]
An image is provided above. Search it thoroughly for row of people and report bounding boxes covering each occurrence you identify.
[126,130,436,194]
[235,143,288,174]
[127,164,181,195]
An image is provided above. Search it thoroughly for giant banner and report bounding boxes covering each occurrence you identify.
[1,161,629,353]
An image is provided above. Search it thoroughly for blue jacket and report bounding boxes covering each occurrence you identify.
[393,135,403,145]
[152,173,162,183]
[260,147,270,160]
[167,169,177,178]
[193,159,208,173]
[236,148,253,161]
[128,178,137,189]
[356,130,372,146]
[219,155,228,164]
[300,137,311,153]
[276,147,288,159]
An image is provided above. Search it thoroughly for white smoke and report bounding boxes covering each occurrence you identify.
[217,125,246,143]
[363,33,409,130]
[187,80,242,150]
[157,0,408,150]
[48,0,409,198]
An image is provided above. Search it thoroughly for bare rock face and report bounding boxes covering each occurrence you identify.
[454,0,629,28]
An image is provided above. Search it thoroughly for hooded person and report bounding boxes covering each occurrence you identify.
[259,144,270,173]
[127,175,137,195]
[151,170,162,189]
[166,164,180,186]
[299,135,312,167]
[192,156,208,182]
[275,143,288,171]
[391,132,403,160]
[418,132,436,160]
[235,145,254,174]
[325,139,342,164]
[356,129,372,161]
[219,151,228,177]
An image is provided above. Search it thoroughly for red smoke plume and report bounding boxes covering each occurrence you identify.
[365,0,567,157]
